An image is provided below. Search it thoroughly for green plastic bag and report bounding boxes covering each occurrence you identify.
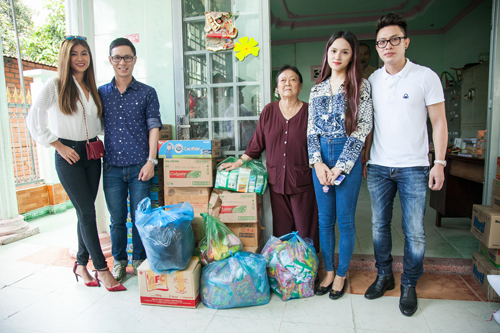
[198,213,243,265]
[215,157,268,195]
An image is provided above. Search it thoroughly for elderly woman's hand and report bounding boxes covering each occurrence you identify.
[219,159,244,171]
[314,162,333,186]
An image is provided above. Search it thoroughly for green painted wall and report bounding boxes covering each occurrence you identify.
[271,1,492,99]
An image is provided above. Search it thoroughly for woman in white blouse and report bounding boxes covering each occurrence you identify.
[27,36,125,292]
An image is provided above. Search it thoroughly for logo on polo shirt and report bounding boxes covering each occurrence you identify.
[403,93,409,99]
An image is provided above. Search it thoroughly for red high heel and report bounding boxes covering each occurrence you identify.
[94,268,127,292]
[73,262,99,287]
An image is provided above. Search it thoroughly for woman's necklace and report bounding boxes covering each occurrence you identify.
[279,100,301,120]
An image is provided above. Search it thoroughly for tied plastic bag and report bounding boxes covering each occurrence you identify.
[261,231,319,301]
[201,252,270,309]
[215,157,268,195]
[135,197,195,274]
[198,213,243,265]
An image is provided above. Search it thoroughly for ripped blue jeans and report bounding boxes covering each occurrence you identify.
[367,164,429,287]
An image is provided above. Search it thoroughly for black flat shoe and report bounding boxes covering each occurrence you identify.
[399,285,418,317]
[314,282,333,296]
[364,274,395,300]
[329,280,346,300]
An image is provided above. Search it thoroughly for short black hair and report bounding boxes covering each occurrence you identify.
[109,37,136,56]
[275,65,303,87]
[376,12,408,37]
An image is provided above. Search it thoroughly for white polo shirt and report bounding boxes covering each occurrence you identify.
[368,59,444,167]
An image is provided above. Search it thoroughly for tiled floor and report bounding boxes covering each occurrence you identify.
[1,182,499,332]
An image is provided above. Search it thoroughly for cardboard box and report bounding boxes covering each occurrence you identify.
[480,243,500,267]
[472,251,500,301]
[497,157,500,180]
[492,194,500,213]
[164,187,211,243]
[164,159,216,187]
[225,221,263,247]
[138,257,201,308]
[208,189,262,223]
[159,124,172,140]
[470,205,500,248]
[158,140,221,159]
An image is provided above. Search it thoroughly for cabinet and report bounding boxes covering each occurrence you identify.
[443,62,488,143]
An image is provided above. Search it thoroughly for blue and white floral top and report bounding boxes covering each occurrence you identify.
[307,78,373,174]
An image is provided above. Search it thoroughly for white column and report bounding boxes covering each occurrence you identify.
[0,43,39,245]
[65,0,111,257]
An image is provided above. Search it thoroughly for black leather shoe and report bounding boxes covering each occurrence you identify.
[329,280,346,300]
[364,274,395,300]
[315,281,333,296]
[399,285,418,317]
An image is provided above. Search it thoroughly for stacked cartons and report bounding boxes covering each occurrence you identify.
[158,140,221,245]
[208,189,264,249]
[470,175,500,299]
[159,124,172,140]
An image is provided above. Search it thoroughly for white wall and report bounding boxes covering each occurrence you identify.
[93,0,176,129]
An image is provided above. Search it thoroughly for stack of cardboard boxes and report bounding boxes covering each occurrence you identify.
[208,189,264,253]
[470,157,500,300]
[158,139,221,245]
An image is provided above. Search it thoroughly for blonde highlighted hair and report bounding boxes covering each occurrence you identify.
[57,38,102,117]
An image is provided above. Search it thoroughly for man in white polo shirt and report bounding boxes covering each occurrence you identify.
[363,13,448,317]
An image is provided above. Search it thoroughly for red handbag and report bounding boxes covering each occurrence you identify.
[82,101,105,160]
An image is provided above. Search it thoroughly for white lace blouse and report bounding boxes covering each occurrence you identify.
[27,76,102,148]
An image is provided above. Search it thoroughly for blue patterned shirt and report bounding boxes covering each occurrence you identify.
[307,78,373,174]
[99,77,162,167]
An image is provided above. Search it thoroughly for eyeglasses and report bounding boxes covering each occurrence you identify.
[376,37,407,48]
[65,35,87,41]
[110,55,136,63]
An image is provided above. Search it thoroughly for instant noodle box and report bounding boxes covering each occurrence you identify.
[164,187,211,243]
[480,242,500,267]
[472,251,500,301]
[492,178,500,212]
[158,140,221,159]
[208,189,262,223]
[164,159,216,187]
[137,257,201,308]
[470,205,500,248]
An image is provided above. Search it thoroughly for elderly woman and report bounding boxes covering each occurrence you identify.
[220,65,319,250]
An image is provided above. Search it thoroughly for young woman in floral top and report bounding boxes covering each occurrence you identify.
[307,31,373,300]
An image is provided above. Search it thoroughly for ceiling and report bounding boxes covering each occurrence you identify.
[270,0,487,44]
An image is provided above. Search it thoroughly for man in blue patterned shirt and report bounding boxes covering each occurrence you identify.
[99,37,162,282]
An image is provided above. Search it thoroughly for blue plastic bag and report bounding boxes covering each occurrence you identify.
[261,232,319,301]
[200,252,270,309]
[135,197,195,274]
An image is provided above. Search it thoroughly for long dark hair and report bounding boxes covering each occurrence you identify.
[57,38,102,117]
[316,31,362,135]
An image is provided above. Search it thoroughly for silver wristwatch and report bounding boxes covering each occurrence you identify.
[434,160,447,167]
[147,157,158,165]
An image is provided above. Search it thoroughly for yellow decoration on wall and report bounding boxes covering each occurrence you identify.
[234,37,260,61]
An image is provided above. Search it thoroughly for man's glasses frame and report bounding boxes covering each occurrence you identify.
[376,36,407,48]
[110,55,136,63]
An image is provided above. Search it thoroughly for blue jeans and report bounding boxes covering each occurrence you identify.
[312,137,362,277]
[367,164,429,287]
[103,161,151,263]
[56,138,107,270]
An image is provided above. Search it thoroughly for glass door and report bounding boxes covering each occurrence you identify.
[173,0,271,156]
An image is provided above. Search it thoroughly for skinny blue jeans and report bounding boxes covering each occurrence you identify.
[103,161,151,263]
[367,164,429,287]
[312,137,362,277]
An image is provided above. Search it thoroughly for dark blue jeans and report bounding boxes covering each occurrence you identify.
[367,164,429,287]
[55,138,107,270]
[312,137,362,277]
[103,161,150,263]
